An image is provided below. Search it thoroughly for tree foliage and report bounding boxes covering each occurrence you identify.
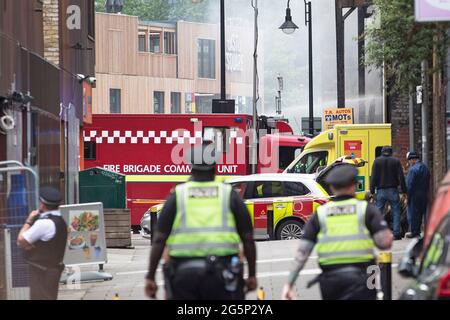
[365,0,449,94]
[95,0,212,22]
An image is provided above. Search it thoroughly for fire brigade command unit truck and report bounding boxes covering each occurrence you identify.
[82,114,310,230]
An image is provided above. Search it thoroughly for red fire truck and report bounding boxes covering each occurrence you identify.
[82,114,310,230]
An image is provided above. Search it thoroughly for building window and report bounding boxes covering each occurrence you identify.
[138,34,146,52]
[154,91,165,114]
[150,33,161,53]
[171,92,181,113]
[110,89,121,114]
[84,142,97,160]
[185,93,194,113]
[164,32,177,54]
[198,39,215,79]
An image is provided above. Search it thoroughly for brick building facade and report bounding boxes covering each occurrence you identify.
[43,0,60,66]
[387,79,447,193]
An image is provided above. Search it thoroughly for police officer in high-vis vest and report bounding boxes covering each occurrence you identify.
[145,143,257,300]
[281,164,393,300]
[17,187,68,300]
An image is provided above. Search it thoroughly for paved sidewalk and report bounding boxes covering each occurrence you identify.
[58,235,413,300]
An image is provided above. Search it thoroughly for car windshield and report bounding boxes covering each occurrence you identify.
[291,151,328,174]
[279,146,304,170]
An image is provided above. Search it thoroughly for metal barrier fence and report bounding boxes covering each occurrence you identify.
[0,161,39,300]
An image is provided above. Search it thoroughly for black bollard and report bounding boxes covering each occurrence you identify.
[378,251,392,300]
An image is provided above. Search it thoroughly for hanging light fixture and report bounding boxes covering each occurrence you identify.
[279,1,299,35]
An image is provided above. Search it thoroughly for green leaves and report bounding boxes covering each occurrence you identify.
[365,0,450,94]
[94,0,212,22]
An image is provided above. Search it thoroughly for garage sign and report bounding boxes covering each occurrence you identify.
[323,108,354,130]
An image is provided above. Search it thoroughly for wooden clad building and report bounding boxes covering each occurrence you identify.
[94,12,260,115]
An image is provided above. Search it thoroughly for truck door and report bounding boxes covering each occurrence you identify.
[337,131,369,193]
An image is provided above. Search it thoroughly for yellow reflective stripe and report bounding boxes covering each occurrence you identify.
[171,226,237,235]
[125,175,235,183]
[318,249,374,258]
[317,239,374,253]
[126,175,190,182]
[320,234,370,242]
[378,252,392,264]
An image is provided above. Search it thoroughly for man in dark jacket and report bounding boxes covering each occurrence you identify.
[370,146,407,240]
[405,151,430,238]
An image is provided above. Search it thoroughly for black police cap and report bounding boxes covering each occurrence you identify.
[407,151,420,160]
[324,164,359,188]
[381,146,393,156]
[39,186,62,206]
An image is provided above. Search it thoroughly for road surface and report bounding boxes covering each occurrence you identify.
[58,235,414,300]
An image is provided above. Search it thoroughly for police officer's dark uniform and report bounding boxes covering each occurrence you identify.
[145,145,257,300]
[17,187,68,300]
[282,164,393,300]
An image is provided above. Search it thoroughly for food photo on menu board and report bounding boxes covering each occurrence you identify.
[67,210,102,260]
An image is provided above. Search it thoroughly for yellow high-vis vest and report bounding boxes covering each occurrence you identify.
[167,181,241,257]
[316,198,375,266]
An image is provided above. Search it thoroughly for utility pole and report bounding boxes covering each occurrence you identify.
[306,0,314,135]
[335,0,346,108]
[335,1,370,109]
[220,0,226,100]
[251,0,258,174]
[357,6,366,122]
[432,31,446,191]
[279,0,314,135]
[409,84,414,151]
[421,61,428,166]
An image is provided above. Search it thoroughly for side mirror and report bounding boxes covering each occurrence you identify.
[398,238,423,278]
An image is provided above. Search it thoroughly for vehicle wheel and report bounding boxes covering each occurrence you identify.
[276,219,305,240]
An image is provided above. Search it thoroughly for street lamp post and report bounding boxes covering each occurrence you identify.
[279,0,314,136]
[191,0,226,100]
[220,0,226,100]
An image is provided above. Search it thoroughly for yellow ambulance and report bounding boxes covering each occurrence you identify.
[284,124,392,194]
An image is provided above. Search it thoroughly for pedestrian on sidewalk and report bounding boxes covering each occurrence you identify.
[370,146,407,240]
[145,143,257,300]
[405,151,430,238]
[281,164,393,300]
[17,187,67,300]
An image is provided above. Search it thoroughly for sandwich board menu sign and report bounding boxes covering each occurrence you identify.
[60,202,107,266]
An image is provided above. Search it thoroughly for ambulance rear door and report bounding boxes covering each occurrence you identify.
[337,129,369,193]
